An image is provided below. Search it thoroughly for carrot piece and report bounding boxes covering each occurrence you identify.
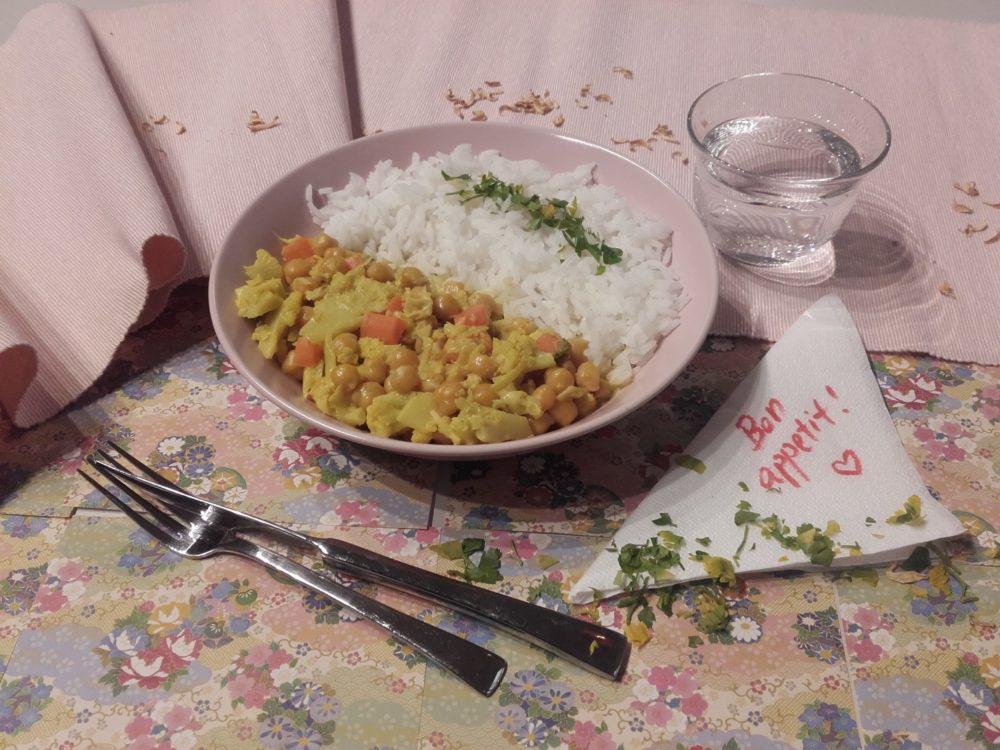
[360,312,406,344]
[386,295,404,312]
[280,237,313,262]
[453,304,489,327]
[344,254,364,270]
[535,332,559,353]
[291,337,323,367]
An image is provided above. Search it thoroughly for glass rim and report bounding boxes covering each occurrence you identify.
[686,72,892,185]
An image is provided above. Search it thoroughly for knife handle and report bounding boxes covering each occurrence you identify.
[317,543,630,680]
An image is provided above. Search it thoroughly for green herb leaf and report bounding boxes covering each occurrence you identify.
[536,553,560,570]
[434,537,503,584]
[636,604,655,628]
[899,545,931,572]
[464,546,503,584]
[701,555,736,586]
[442,172,623,274]
[655,588,677,617]
[675,454,706,473]
[695,537,711,547]
[737,481,749,492]
[865,516,876,527]
[527,576,564,603]
[652,512,676,527]
[656,530,685,550]
[886,495,925,526]
[429,540,466,560]
[688,635,703,648]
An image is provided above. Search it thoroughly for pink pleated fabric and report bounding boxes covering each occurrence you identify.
[2,0,998,428]
[0,0,353,427]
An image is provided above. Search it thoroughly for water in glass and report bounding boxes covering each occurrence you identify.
[693,115,864,266]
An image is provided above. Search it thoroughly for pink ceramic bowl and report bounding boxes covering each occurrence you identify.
[209,122,718,459]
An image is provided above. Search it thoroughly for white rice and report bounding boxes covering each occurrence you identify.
[307,145,685,385]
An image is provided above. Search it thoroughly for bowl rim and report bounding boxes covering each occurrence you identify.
[209,121,718,460]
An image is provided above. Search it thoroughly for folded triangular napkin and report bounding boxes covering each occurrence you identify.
[569,295,965,604]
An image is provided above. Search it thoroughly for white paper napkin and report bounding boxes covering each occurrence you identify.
[568,295,966,604]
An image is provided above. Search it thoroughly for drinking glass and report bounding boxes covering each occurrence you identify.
[687,73,891,272]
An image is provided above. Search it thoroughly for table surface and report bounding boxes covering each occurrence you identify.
[1,280,998,749]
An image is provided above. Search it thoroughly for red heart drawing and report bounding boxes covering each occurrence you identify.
[831,449,862,476]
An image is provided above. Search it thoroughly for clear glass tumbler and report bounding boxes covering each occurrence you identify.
[688,73,891,269]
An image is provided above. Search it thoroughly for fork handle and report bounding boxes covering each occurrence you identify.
[236,542,506,696]
[315,544,630,681]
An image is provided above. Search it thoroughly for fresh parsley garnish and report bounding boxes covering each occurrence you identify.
[429,537,504,584]
[652,512,676,527]
[733,500,848,566]
[886,495,925,526]
[441,171,623,274]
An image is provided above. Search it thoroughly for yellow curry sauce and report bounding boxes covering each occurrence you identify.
[235,233,614,444]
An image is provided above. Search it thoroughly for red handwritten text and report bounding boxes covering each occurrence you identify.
[734,385,858,490]
[735,398,786,451]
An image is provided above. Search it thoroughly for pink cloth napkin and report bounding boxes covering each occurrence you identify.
[3,0,1000,429]
[0,0,353,427]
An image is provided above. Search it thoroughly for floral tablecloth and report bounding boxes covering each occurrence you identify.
[1,280,998,750]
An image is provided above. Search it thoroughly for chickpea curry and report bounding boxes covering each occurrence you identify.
[234,233,615,444]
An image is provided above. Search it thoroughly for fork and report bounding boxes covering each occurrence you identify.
[79,461,507,697]
[93,443,631,680]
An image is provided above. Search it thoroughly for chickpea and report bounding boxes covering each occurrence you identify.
[388,365,419,394]
[433,293,462,322]
[467,353,495,379]
[595,378,614,401]
[467,291,497,316]
[352,381,385,409]
[333,332,359,351]
[326,246,346,261]
[357,356,388,383]
[291,276,320,293]
[386,347,419,369]
[544,367,575,394]
[472,330,493,354]
[331,364,360,390]
[283,257,314,282]
[442,279,466,296]
[532,383,557,411]
[433,381,462,416]
[421,375,444,392]
[575,392,598,418]
[365,261,394,282]
[575,361,601,392]
[510,316,536,335]
[568,337,589,367]
[434,395,458,417]
[436,380,463,402]
[550,399,579,427]
[313,234,336,253]
[399,266,427,288]
[316,254,349,275]
[471,383,496,407]
[281,350,303,380]
[529,413,555,435]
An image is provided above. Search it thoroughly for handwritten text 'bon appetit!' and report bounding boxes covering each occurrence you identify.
[735,385,862,491]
